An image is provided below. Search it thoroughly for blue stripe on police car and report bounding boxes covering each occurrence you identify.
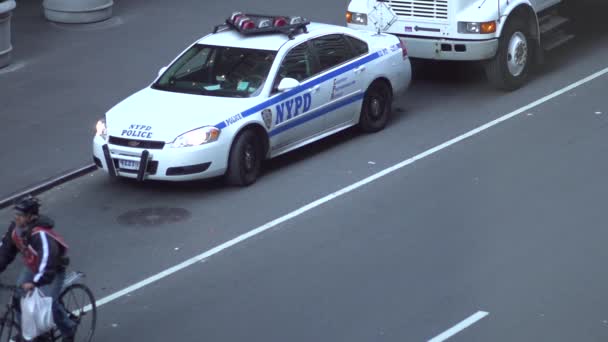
[214,51,382,132]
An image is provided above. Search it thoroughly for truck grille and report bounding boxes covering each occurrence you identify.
[387,0,449,20]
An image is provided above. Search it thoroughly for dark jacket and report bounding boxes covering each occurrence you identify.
[0,216,69,286]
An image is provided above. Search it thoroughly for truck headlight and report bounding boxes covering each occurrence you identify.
[458,21,496,34]
[346,11,368,25]
[171,126,220,148]
[95,118,107,140]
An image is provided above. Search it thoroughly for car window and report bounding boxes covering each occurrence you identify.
[310,34,355,72]
[277,42,315,83]
[344,35,369,56]
[153,44,276,98]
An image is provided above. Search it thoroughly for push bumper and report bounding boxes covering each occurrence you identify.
[92,136,230,181]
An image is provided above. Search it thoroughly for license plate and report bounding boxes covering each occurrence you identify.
[118,159,140,170]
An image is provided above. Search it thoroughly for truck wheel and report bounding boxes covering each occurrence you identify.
[225,129,262,186]
[485,17,531,91]
[359,81,392,133]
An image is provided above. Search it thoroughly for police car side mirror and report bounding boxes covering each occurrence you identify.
[277,77,300,92]
[158,66,168,77]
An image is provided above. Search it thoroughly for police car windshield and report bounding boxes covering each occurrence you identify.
[153,44,276,98]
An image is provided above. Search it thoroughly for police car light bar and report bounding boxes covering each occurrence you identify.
[213,12,310,39]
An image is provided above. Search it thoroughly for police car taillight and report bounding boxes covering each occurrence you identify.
[399,39,408,59]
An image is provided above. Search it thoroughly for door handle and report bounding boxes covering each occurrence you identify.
[354,66,366,73]
[308,85,320,93]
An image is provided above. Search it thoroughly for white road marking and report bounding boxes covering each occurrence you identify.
[428,311,489,342]
[85,66,608,313]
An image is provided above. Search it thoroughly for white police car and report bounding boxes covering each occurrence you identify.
[93,13,411,185]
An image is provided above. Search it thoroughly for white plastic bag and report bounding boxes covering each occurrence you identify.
[20,288,56,340]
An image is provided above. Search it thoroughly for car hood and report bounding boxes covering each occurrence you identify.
[105,88,260,142]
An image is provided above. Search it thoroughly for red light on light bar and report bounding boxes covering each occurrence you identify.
[273,17,287,27]
[241,20,256,30]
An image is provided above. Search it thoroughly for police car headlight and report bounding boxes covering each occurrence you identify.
[95,118,107,140]
[346,11,367,25]
[171,126,221,148]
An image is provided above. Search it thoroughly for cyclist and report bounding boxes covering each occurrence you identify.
[0,196,76,341]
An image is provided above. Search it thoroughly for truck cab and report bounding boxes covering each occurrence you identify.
[347,0,573,90]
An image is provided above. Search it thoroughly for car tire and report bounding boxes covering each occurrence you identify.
[359,81,392,133]
[484,17,532,91]
[225,129,263,186]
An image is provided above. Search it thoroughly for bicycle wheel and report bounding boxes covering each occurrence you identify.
[0,308,18,342]
[59,284,96,342]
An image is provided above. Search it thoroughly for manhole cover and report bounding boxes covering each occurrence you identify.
[117,207,191,226]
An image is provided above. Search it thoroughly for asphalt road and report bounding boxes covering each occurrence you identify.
[0,1,607,341]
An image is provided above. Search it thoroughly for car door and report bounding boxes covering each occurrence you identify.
[309,34,366,130]
[268,41,327,152]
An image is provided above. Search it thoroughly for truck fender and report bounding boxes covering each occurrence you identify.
[497,1,540,44]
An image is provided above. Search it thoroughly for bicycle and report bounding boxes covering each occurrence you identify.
[0,271,97,342]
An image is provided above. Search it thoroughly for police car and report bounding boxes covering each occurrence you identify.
[93,12,411,185]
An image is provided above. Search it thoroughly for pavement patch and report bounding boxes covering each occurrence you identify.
[116,207,191,226]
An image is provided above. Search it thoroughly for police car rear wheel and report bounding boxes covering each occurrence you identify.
[226,130,262,186]
[359,82,391,133]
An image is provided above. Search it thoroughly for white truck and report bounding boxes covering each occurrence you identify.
[346,0,575,90]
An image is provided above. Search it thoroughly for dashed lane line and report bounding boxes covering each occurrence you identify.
[428,311,490,342]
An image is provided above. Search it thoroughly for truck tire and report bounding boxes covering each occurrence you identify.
[484,17,532,91]
[225,129,263,186]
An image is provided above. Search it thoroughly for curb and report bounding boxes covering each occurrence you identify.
[0,164,98,210]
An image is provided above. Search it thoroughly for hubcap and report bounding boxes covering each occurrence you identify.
[369,97,383,119]
[244,144,255,171]
[507,31,528,77]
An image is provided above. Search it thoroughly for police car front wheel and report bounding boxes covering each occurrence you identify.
[359,81,392,133]
[226,129,263,186]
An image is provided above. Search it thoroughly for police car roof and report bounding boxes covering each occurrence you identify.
[198,22,352,51]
